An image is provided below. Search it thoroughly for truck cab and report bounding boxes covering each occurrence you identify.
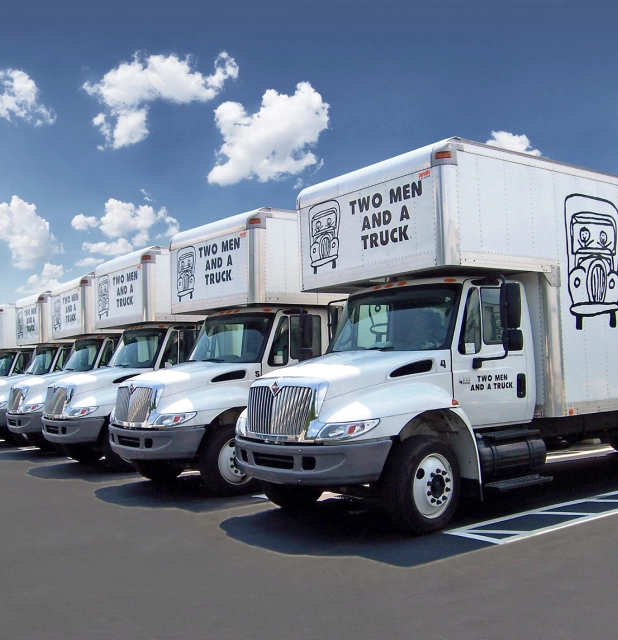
[40,247,202,468]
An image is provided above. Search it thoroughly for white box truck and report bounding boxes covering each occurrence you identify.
[108,208,343,495]
[41,247,203,468]
[7,274,120,451]
[0,304,34,446]
[236,137,618,534]
[0,292,73,447]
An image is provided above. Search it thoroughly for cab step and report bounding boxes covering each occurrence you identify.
[484,474,553,492]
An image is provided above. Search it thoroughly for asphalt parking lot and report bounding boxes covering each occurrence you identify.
[2,440,618,640]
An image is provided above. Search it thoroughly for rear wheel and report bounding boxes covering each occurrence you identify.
[133,460,182,483]
[383,436,460,535]
[62,443,103,464]
[199,425,259,496]
[261,482,323,510]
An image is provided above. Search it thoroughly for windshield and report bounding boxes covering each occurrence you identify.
[26,347,59,375]
[189,314,275,363]
[108,329,167,369]
[63,338,104,372]
[0,352,16,377]
[330,284,461,353]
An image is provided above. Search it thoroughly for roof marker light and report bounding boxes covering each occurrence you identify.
[435,151,452,160]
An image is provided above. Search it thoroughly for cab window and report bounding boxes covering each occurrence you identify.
[268,317,289,366]
[459,288,481,355]
[53,345,73,371]
[290,315,322,360]
[481,288,503,345]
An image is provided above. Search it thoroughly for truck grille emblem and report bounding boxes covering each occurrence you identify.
[129,384,136,395]
[270,381,280,396]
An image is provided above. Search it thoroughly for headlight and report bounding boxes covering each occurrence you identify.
[235,410,248,437]
[22,403,45,413]
[65,406,98,418]
[316,419,380,441]
[152,412,196,427]
[0,401,8,410]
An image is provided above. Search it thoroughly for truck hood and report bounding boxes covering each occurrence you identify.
[11,370,81,404]
[50,366,151,395]
[125,361,255,396]
[260,350,447,400]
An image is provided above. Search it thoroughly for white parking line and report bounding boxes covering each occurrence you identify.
[446,490,618,545]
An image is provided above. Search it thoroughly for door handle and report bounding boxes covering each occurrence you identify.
[517,373,526,398]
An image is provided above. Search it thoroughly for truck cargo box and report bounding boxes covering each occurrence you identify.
[94,246,203,330]
[15,292,54,346]
[0,304,18,349]
[297,137,618,417]
[170,208,338,314]
[50,273,98,340]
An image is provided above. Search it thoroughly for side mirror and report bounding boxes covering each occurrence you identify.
[328,306,340,342]
[504,328,523,351]
[500,282,521,329]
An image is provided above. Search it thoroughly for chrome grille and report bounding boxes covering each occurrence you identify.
[44,386,67,417]
[8,388,23,412]
[115,386,153,424]
[248,385,314,437]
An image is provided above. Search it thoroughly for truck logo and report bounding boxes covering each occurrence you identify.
[129,384,136,395]
[270,380,281,396]
[98,275,109,319]
[53,297,61,331]
[565,194,618,330]
[16,309,23,339]
[309,200,340,274]
[177,246,196,301]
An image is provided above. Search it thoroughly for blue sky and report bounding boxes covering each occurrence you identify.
[1,0,617,300]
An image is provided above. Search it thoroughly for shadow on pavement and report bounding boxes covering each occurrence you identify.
[94,473,268,513]
[0,447,64,463]
[28,460,137,483]
[220,496,487,568]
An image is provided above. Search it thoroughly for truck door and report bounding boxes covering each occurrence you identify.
[451,282,531,427]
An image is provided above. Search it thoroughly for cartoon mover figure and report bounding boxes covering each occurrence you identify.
[98,275,109,319]
[53,297,61,332]
[566,194,618,329]
[309,201,340,274]
[16,309,23,340]
[177,246,196,301]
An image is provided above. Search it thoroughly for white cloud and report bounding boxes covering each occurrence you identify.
[82,238,134,256]
[16,263,64,294]
[0,69,56,126]
[208,82,329,186]
[75,257,104,267]
[0,196,63,269]
[140,188,154,202]
[485,131,541,156]
[71,214,100,231]
[75,198,179,256]
[84,51,238,149]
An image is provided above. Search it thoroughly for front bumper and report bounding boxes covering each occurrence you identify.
[7,412,43,434]
[108,424,206,461]
[235,437,393,486]
[42,416,106,444]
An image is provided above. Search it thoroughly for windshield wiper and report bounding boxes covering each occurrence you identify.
[201,358,224,363]
[366,345,394,351]
[114,363,131,368]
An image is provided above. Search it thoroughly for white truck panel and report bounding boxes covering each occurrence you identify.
[0,304,17,349]
[15,292,52,346]
[50,274,98,339]
[170,208,340,314]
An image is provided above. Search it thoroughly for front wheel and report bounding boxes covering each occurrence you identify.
[261,482,322,510]
[383,436,460,535]
[63,443,103,464]
[198,425,259,496]
[133,460,182,483]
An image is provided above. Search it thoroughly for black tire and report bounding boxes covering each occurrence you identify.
[260,481,322,510]
[0,429,29,447]
[383,436,460,535]
[100,424,134,471]
[198,425,259,496]
[62,443,103,464]
[133,460,182,483]
[25,432,58,453]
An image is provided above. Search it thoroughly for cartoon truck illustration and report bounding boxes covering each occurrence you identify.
[566,194,618,330]
[98,275,109,319]
[53,297,61,332]
[16,309,23,340]
[177,246,196,300]
[309,201,340,273]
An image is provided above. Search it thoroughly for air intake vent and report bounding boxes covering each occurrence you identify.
[211,370,246,383]
[390,359,433,378]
